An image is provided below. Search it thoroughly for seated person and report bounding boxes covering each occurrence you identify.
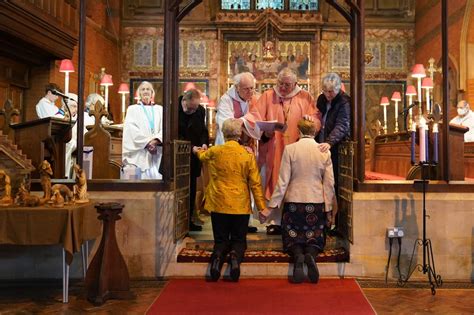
[122,81,163,180]
[64,93,78,178]
[36,83,64,119]
[449,100,474,142]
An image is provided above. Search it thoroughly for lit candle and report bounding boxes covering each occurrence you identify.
[412,64,426,114]
[59,59,74,96]
[422,77,434,114]
[419,117,427,162]
[100,74,113,112]
[411,121,416,164]
[391,92,401,133]
[380,97,390,134]
[406,85,417,125]
[118,83,130,123]
[433,123,439,164]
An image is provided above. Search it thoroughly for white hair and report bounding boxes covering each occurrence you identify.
[222,118,242,141]
[277,68,297,83]
[85,93,105,110]
[233,72,256,86]
[322,73,342,93]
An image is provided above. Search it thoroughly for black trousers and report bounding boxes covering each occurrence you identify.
[289,244,320,262]
[211,212,249,263]
[189,175,197,227]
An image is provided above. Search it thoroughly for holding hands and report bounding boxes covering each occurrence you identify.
[192,144,208,155]
[259,207,276,224]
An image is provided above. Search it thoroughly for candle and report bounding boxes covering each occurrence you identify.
[391,92,401,133]
[411,121,416,164]
[425,88,430,113]
[433,123,439,164]
[100,74,113,112]
[380,97,389,134]
[422,77,433,114]
[64,72,70,96]
[118,83,130,123]
[104,87,109,111]
[419,117,426,162]
[121,93,125,116]
[408,95,413,121]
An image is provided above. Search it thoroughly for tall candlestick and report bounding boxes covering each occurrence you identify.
[121,93,126,122]
[425,128,429,163]
[408,95,413,123]
[419,117,426,162]
[433,123,439,164]
[394,100,399,133]
[104,86,109,112]
[64,72,70,96]
[411,121,416,164]
[417,77,422,112]
[425,88,430,113]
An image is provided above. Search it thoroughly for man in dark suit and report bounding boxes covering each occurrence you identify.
[178,88,209,231]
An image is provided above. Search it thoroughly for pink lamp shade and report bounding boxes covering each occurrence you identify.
[391,91,402,102]
[421,77,433,89]
[406,85,417,96]
[380,96,390,106]
[118,83,130,94]
[100,74,113,86]
[411,64,426,78]
[59,59,74,73]
[184,82,197,92]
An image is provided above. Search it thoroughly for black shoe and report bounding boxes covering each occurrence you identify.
[305,253,319,283]
[229,252,240,282]
[247,226,258,233]
[292,254,305,283]
[190,223,202,231]
[210,256,222,281]
[266,225,282,235]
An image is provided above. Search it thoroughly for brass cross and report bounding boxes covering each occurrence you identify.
[0,99,20,135]
[427,57,442,80]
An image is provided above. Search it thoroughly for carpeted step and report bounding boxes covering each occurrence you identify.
[177,247,349,263]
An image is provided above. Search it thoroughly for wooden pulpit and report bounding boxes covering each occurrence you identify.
[10,117,72,178]
[439,123,468,180]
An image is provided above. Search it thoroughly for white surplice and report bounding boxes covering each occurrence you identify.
[36,97,64,119]
[122,103,163,179]
[449,110,474,142]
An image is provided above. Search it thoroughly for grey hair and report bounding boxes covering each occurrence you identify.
[85,93,104,110]
[277,68,297,82]
[62,93,78,107]
[233,72,256,86]
[222,118,242,141]
[322,73,342,93]
[138,81,155,99]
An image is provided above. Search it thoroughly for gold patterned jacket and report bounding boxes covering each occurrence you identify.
[196,140,266,215]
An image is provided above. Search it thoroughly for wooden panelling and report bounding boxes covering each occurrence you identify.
[0,0,78,61]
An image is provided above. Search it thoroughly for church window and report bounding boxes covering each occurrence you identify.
[221,0,251,10]
[289,0,318,10]
[256,0,284,10]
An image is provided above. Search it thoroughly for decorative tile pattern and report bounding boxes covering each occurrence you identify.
[156,40,183,68]
[385,42,405,69]
[187,40,208,69]
[330,42,350,69]
[366,42,381,69]
[133,40,153,67]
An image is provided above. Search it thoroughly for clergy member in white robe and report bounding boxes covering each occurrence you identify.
[36,83,64,119]
[215,72,262,145]
[64,93,79,178]
[122,81,163,180]
[450,100,474,142]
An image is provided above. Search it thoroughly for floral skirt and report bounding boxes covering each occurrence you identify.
[281,202,326,253]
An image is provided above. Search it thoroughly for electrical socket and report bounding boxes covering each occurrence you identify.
[387,227,404,238]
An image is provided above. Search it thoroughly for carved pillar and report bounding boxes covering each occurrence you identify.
[85,202,134,305]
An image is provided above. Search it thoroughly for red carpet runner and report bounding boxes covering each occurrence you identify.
[147,279,375,315]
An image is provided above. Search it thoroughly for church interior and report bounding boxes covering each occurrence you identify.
[1,0,474,313]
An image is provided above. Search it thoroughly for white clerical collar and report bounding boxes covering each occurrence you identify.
[273,85,302,99]
[229,85,247,104]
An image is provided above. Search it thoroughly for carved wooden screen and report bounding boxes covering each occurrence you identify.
[174,140,191,241]
[338,141,354,243]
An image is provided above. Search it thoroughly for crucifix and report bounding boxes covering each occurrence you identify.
[0,99,20,136]
[427,57,442,80]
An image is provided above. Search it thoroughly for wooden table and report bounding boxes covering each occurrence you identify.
[0,203,101,302]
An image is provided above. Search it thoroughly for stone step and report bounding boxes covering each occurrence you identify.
[165,261,363,278]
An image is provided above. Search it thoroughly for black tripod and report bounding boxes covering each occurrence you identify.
[398,162,443,295]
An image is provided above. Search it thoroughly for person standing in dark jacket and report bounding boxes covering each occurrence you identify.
[315,73,350,227]
[179,88,209,231]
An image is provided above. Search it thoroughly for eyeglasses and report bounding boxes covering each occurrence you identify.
[239,86,255,92]
[277,81,295,88]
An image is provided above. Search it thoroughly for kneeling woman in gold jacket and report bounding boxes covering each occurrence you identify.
[193,118,266,282]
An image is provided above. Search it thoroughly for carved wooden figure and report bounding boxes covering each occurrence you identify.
[0,169,13,206]
[73,164,89,203]
[38,160,53,201]
[51,184,74,204]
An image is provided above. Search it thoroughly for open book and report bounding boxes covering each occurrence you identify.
[256,120,287,133]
